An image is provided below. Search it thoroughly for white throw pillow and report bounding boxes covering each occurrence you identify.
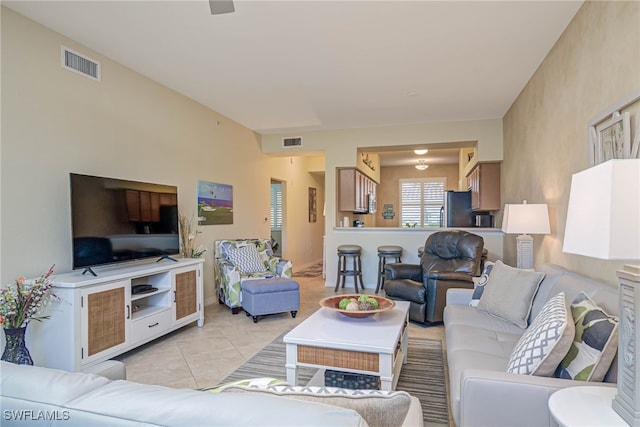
[476,260,545,328]
[507,292,575,376]
[227,245,267,274]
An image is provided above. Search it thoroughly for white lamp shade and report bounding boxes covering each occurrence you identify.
[502,203,551,234]
[563,159,640,260]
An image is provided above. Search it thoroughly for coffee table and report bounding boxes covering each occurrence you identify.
[283,300,410,391]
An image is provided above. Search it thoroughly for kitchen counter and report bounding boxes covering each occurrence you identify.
[325,227,503,290]
[334,227,501,233]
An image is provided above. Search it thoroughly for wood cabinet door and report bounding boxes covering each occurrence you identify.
[82,282,129,363]
[477,163,501,211]
[139,191,151,222]
[468,163,501,211]
[125,189,140,221]
[174,270,197,322]
[338,169,357,212]
[356,171,366,212]
[159,193,177,206]
[149,192,161,222]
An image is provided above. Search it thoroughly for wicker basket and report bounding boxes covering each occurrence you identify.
[324,369,380,390]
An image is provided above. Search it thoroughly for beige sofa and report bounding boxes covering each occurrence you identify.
[0,361,423,427]
[444,263,618,427]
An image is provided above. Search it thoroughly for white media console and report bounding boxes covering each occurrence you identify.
[28,258,204,372]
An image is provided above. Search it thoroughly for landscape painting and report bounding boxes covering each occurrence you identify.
[197,181,233,225]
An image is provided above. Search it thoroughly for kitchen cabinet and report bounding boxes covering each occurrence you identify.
[467,162,501,211]
[124,190,176,222]
[339,168,377,213]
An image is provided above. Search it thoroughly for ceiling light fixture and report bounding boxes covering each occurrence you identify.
[415,160,429,171]
[414,149,428,155]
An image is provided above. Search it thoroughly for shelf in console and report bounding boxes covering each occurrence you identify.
[132,304,171,321]
[131,288,170,302]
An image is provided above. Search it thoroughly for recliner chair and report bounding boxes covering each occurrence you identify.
[384,230,484,324]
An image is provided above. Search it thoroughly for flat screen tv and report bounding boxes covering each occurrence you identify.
[70,173,179,273]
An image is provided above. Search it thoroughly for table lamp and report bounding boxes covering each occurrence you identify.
[501,201,551,269]
[562,159,640,426]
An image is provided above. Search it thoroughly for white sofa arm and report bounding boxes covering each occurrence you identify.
[446,288,473,306]
[458,368,616,427]
[402,396,424,427]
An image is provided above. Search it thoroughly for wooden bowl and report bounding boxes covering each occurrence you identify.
[319,294,396,318]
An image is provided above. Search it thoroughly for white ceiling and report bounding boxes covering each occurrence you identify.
[4,0,583,137]
[378,147,460,166]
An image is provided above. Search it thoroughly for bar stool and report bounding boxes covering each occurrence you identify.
[335,245,364,293]
[376,245,403,294]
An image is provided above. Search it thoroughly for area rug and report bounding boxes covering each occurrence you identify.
[221,331,449,425]
[293,262,324,278]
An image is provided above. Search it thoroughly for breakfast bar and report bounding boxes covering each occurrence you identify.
[324,227,503,290]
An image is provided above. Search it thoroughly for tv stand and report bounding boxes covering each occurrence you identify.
[28,258,204,374]
[82,266,98,276]
[156,255,178,263]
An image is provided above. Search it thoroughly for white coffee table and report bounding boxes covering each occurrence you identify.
[283,300,410,391]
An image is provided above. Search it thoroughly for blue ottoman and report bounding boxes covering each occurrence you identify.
[241,278,300,323]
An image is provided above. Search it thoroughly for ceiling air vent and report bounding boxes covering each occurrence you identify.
[283,137,302,147]
[61,46,100,81]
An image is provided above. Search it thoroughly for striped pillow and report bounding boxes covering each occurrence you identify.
[215,385,413,427]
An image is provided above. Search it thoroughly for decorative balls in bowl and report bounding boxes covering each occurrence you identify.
[319,294,396,318]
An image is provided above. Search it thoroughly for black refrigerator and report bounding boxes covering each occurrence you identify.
[444,191,474,227]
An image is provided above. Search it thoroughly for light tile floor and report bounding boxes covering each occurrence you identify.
[119,274,447,390]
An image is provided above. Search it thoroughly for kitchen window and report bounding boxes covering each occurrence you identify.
[399,178,446,228]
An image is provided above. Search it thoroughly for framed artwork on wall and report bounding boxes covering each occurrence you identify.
[197,181,233,225]
[592,112,631,164]
[308,187,317,223]
[588,89,640,166]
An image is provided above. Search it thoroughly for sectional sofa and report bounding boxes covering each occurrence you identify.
[0,361,423,427]
[444,263,619,427]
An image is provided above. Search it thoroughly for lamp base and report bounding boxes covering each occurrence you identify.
[613,264,640,427]
[516,234,534,269]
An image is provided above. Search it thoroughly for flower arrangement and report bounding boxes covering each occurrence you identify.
[0,265,57,329]
[179,213,207,258]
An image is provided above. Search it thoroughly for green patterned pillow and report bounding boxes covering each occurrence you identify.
[203,377,288,393]
[555,292,618,381]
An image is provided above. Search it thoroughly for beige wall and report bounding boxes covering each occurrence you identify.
[376,164,458,227]
[0,8,324,301]
[9,2,633,293]
[502,1,640,285]
[262,118,503,287]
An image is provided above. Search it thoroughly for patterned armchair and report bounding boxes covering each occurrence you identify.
[214,239,293,313]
